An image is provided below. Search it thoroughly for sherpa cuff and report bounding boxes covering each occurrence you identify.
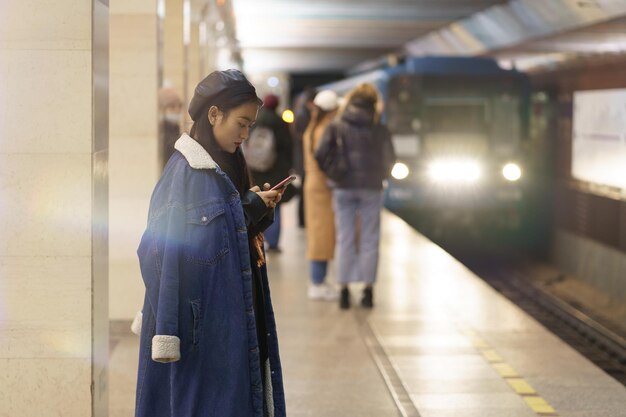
[130,311,143,336]
[152,335,181,363]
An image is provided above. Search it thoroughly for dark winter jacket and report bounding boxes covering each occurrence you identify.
[317,103,395,189]
[135,134,285,417]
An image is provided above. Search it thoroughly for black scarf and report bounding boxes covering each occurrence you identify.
[210,147,250,195]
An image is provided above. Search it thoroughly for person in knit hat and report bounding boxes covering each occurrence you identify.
[302,90,341,301]
[263,93,279,110]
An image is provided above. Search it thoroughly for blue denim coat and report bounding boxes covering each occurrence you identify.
[135,134,286,417]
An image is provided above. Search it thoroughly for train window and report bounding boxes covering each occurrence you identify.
[387,76,421,135]
[422,98,488,135]
[491,95,521,151]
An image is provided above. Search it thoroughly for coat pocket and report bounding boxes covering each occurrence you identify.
[184,203,230,266]
[190,299,201,347]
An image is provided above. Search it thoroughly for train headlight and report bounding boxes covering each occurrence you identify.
[502,163,522,182]
[427,159,481,183]
[391,162,410,180]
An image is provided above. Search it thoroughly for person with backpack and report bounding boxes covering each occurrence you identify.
[245,94,294,252]
[315,83,396,309]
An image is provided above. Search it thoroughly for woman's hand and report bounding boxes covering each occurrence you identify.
[250,183,282,208]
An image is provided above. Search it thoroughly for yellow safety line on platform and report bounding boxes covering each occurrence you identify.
[481,349,503,362]
[524,396,557,414]
[493,363,519,378]
[458,326,560,417]
[507,378,536,395]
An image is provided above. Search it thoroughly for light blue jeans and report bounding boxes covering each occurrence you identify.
[332,189,384,285]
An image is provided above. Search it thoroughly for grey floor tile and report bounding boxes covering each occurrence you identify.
[417,408,536,417]
[108,205,626,417]
[411,392,529,410]
[401,377,512,395]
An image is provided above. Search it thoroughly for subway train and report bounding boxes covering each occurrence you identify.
[321,56,532,244]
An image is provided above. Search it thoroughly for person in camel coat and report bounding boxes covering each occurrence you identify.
[303,90,340,300]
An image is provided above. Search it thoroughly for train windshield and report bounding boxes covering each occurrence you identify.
[423,98,488,134]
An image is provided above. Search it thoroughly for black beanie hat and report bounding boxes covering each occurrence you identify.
[188,69,259,122]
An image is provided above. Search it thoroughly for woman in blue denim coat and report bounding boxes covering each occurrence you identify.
[135,69,286,417]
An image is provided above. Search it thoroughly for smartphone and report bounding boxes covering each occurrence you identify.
[270,175,297,191]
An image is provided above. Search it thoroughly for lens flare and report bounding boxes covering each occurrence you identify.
[502,163,522,181]
[391,162,410,180]
[281,109,294,124]
[428,159,481,183]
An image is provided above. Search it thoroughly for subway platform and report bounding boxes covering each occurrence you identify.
[110,202,626,417]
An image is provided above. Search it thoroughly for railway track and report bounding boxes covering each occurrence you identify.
[465,260,626,386]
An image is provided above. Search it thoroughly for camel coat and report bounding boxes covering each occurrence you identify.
[303,117,336,261]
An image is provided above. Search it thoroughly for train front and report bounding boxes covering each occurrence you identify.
[384,63,528,241]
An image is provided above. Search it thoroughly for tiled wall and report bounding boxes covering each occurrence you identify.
[533,59,626,305]
[163,0,185,99]
[109,0,159,321]
[0,0,109,415]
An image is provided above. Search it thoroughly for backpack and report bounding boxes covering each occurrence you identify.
[314,124,349,183]
[242,126,277,172]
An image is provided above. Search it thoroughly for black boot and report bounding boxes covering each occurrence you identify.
[361,286,373,308]
[339,287,350,310]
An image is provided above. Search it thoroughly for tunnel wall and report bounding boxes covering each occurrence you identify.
[533,58,626,304]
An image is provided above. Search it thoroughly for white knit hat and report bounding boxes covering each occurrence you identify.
[313,90,339,111]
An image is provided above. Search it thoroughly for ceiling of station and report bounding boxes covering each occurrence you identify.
[206,0,626,75]
[493,16,626,72]
[230,0,508,73]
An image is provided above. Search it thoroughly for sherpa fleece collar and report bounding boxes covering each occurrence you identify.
[174,133,218,170]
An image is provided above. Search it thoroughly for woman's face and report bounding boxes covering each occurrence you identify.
[209,102,259,154]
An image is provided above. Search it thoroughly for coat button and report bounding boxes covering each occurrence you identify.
[201,216,208,222]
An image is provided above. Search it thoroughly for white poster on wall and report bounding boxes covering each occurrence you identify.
[572,89,626,190]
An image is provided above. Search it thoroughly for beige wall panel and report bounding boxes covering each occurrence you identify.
[0,50,92,154]
[163,0,184,94]
[1,0,109,414]
[109,199,152,258]
[110,134,159,198]
[0,256,91,358]
[0,0,90,50]
[110,16,158,139]
[110,15,158,77]
[188,22,201,102]
[109,76,159,138]
[109,259,146,320]
[111,0,156,15]
[109,1,159,321]
[0,358,91,416]
[0,154,92,257]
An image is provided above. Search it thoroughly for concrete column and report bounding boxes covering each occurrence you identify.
[185,20,201,128]
[109,0,159,321]
[0,0,109,416]
[164,0,185,95]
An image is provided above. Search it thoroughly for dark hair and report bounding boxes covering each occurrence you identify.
[189,91,262,194]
